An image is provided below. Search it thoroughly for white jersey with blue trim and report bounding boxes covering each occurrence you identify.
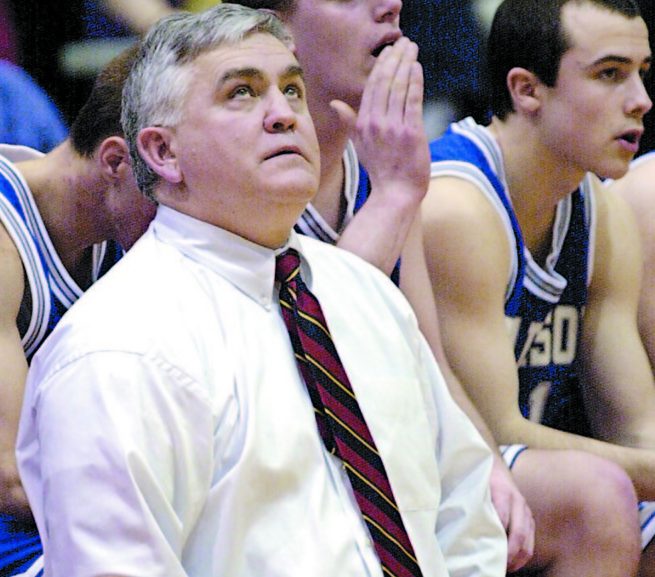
[431,118,655,550]
[430,117,596,434]
[0,145,121,360]
[295,140,361,242]
[0,144,122,577]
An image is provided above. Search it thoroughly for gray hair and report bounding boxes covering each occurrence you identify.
[121,3,293,200]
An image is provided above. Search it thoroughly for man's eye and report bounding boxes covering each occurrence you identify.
[599,68,619,81]
[597,67,632,83]
[284,84,303,98]
[231,85,256,98]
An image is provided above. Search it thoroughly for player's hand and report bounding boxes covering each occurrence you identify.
[330,36,429,210]
[489,456,535,572]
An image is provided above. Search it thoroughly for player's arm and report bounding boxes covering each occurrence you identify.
[422,175,530,443]
[579,181,655,450]
[0,224,30,519]
[423,176,655,500]
[608,159,655,370]
[399,213,534,572]
[330,37,429,276]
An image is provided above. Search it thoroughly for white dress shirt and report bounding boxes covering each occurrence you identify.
[17,205,506,577]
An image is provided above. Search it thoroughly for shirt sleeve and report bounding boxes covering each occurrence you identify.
[417,335,508,577]
[21,350,214,577]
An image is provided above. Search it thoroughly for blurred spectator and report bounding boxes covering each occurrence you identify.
[57,0,221,120]
[9,0,220,128]
[83,0,182,37]
[9,0,86,123]
[85,0,220,37]
[0,60,67,152]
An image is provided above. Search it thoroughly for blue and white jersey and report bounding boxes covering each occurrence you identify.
[429,117,596,436]
[295,141,401,285]
[0,145,122,360]
[0,145,123,576]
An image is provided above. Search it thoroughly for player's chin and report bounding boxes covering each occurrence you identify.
[601,161,632,181]
[594,151,634,181]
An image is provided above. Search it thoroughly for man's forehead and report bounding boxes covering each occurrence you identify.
[562,3,649,58]
[200,33,301,77]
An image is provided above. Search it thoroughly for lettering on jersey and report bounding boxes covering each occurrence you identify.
[528,381,551,423]
[509,304,580,368]
[551,305,578,364]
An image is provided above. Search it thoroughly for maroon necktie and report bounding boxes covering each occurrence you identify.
[276,248,423,577]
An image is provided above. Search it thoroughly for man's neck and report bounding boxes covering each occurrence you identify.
[155,187,306,251]
[489,116,586,264]
[490,115,586,203]
[18,142,113,286]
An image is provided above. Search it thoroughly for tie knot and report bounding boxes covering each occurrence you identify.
[275,248,301,284]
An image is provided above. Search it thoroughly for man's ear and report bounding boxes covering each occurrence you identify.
[506,67,542,115]
[96,136,132,186]
[137,126,182,185]
[97,136,133,181]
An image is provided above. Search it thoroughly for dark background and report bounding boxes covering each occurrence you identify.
[6,0,655,155]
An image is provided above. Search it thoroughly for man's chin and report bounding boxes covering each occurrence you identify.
[268,175,319,203]
[596,160,632,182]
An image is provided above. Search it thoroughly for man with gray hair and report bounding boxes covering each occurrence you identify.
[16,4,506,577]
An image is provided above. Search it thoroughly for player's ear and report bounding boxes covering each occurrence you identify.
[136,126,182,185]
[97,136,131,180]
[507,67,542,115]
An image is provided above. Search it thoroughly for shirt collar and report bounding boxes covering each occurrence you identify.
[151,205,307,310]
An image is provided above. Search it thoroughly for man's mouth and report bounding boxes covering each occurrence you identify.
[265,147,303,160]
[371,33,402,57]
[616,129,642,152]
[619,132,639,144]
[371,41,394,58]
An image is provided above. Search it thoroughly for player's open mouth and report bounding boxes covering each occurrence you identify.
[371,42,394,57]
[371,33,402,57]
[617,129,642,152]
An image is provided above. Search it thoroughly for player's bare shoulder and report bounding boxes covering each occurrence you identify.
[0,221,25,327]
[609,155,655,234]
[423,175,513,296]
[588,174,642,296]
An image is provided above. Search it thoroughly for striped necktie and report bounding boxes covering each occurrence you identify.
[276,248,423,577]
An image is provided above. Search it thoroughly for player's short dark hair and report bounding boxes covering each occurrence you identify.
[488,0,642,120]
[69,43,140,157]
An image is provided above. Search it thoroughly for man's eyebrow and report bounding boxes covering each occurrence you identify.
[216,65,304,88]
[588,54,653,68]
[218,67,265,86]
[280,65,305,81]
